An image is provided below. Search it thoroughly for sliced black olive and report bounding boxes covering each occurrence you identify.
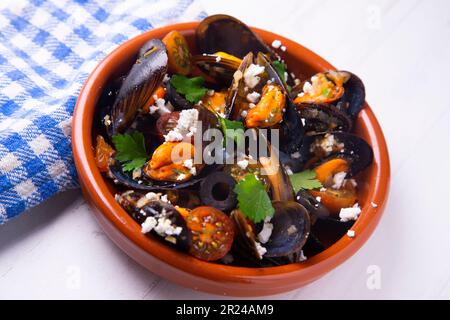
[199,172,237,211]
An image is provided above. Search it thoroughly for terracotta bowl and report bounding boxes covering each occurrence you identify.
[72,22,390,296]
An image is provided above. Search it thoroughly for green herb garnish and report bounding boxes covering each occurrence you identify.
[289,170,323,193]
[219,117,245,147]
[112,132,147,172]
[234,174,275,223]
[170,74,207,104]
[322,88,330,97]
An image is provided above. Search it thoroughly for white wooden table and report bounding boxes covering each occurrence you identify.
[1,0,450,299]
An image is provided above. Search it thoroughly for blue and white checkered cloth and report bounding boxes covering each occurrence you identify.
[0,0,206,224]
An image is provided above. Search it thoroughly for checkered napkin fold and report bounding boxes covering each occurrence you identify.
[0,0,206,224]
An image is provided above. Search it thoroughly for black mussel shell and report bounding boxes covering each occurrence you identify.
[109,39,168,136]
[199,171,237,211]
[296,103,352,134]
[117,191,191,251]
[257,53,305,154]
[108,158,206,191]
[196,14,273,59]
[336,72,366,119]
[192,54,241,85]
[295,189,330,223]
[311,217,354,249]
[225,52,253,120]
[264,201,311,258]
[298,132,373,176]
[165,81,194,111]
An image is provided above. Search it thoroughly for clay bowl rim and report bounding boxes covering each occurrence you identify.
[72,21,390,284]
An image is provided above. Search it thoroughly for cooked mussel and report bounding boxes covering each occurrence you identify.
[196,14,274,59]
[116,190,192,251]
[193,52,242,85]
[296,103,352,134]
[293,71,366,120]
[109,39,168,136]
[298,132,373,176]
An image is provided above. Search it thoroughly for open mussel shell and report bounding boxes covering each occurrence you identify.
[264,201,311,258]
[225,52,254,120]
[299,132,374,176]
[196,14,274,59]
[116,191,191,251]
[296,103,352,134]
[109,39,168,136]
[336,72,366,119]
[193,54,241,85]
[108,157,221,191]
[256,53,305,154]
[295,189,330,223]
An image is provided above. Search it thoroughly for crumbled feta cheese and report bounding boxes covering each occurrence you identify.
[287,225,298,235]
[141,216,157,234]
[164,108,199,142]
[145,192,160,201]
[301,118,306,126]
[160,194,170,203]
[339,204,361,222]
[291,151,301,159]
[183,159,193,169]
[294,78,301,86]
[207,89,215,96]
[255,242,267,259]
[347,230,356,238]
[332,171,347,189]
[132,168,142,180]
[215,55,221,62]
[163,74,171,83]
[371,202,378,208]
[246,91,261,103]
[257,217,273,244]
[248,103,256,109]
[164,130,184,142]
[303,81,314,95]
[103,114,111,126]
[177,173,186,181]
[299,250,307,262]
[233,69,243,83]
[237,159,249,170]
[244,64,265,88]
[320,187,327,192]
[271,39,282,49]
[154,217,182,236]
[316,196,322,203]
[280,45,287,52]
[284,165,293,175]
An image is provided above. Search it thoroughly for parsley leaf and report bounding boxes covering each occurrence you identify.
[322,88,330,97]
[234,174,275,223]
[112,132,147,172]
[170,74,207,104]
[272,60,287,82]
[289,170,323,193]
[219,117,245,147]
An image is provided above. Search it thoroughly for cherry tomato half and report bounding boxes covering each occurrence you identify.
[185,206,235,261]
